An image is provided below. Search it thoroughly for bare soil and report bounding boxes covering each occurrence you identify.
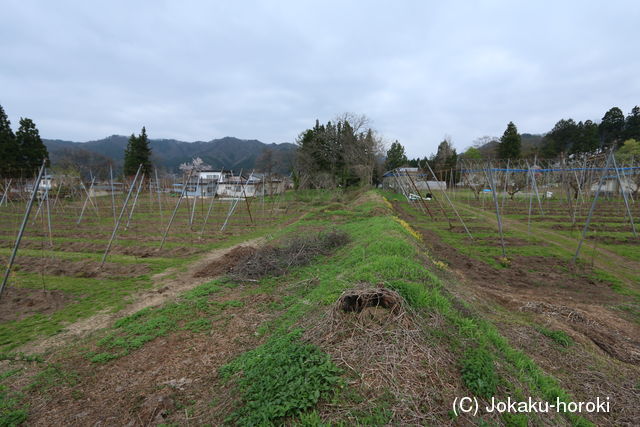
[25,291,279,426]
[17,237,264,355]
[392,200,640,424]
[2,255,151,278]
[0,288,73,322]
[193,246,257,278]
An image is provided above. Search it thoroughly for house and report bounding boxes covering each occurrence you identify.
[182,170,286,199]
[590,176,637,196]
[382,168,447,193]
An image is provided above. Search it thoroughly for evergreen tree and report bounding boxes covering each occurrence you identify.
[571,120,599,154]
[15,117,48,175]
[497,122,521,159]
[624,106,640,141]
[384,140,407,170]
[599,107,625,148]
[541,119,578,157]
[0,105,19,177]
[432,138,455,180]
[123,126,153,177]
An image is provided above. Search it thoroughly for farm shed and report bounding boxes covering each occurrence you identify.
[382,168,446,192]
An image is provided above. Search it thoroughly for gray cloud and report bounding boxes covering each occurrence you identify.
[1,0,639,157]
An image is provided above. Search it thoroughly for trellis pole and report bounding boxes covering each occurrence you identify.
[101,165,142,266]
[423,161,473,239]
[573,149,614,263]
[155,168,163,226]
[526,160,544,215]
[125,173,145,230]
[221,170,242,230]
[110,165,117,224]
[405,170,434,219]
[484,165,506,258]
[77,176,96,224]
[0,179,11,207]
[160,169,193,249]
[611,154,637,237]
[241,170,255,224]
[221,170,254,231]
[200,177,221,236]
[1,161,46,299]
[189,175,201,228]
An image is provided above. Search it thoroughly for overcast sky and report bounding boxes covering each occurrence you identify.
[1,1,639,157]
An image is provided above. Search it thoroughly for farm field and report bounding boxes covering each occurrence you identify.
[0,188,638,425]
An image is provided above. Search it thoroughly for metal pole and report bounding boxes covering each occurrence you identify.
[200,178,221,236]
[0,179,11,207]
[101,165,142,266]
[241,170,255,224]
[405,169,435,219]
[1,161,46,299]
[77,176,96,224]
[45,181,53,247]
[612,154,637,237]
[125,173,145,230]
[527,160,544,215]
[155,168,163,226]
[484,166,507,258]
[573,150,614,263]
[189,175,201,227]
[423,161,473,239]
[160,169,193,249]
[110,165,117,224]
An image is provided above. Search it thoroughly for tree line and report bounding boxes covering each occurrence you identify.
[460,105,640,161]
[294,113,383,189]
[0,104,49,177]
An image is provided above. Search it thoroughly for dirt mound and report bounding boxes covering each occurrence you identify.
[0,287,73,322]
[193,246,257,278]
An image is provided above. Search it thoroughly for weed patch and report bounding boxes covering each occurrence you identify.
[219,331,342,425]
[536,327,573,347]
[461,347,498,398]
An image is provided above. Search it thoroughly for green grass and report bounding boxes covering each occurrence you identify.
[0,385,27,427]
[219,330,342,425]
[461,347,499,398]
[89,281,241,362]
[536,327,573,347]
[219,192,592,425]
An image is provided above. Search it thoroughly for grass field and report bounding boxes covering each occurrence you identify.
[0,188,638,425]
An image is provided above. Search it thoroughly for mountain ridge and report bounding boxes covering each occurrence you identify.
[44,135,297,175]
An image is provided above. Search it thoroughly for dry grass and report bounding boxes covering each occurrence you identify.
[229,229,349,280]
[304,284,470,425]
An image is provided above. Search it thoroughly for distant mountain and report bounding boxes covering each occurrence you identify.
[44,135,297,176]
[476,133,543,158]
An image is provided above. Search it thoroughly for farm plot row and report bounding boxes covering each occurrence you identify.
[386,191,640,424]
[0,191,310,351]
